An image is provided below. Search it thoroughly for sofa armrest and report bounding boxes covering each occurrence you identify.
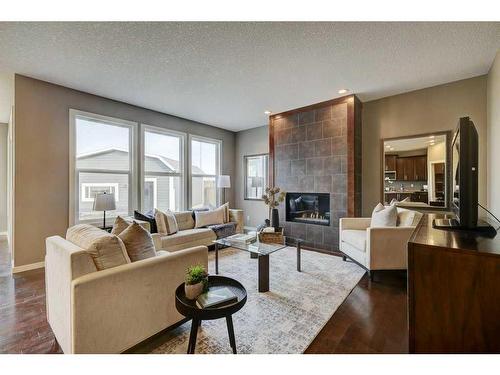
[339,217,371,231]
[366,226,416,270]
[71,245,208,353]
[229,209,244,233]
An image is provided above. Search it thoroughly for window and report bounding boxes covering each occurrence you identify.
[142,126,185,212]
[190,136,221,208]
[244,154,268,200]
[70,110,136,224]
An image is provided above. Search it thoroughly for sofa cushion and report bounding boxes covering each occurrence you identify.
[134,210,157,233]
[66,224,130,270]
[111,216,129,235]
[342,229,367,252]
[160,228,216,248]
[118,222,156,262]
[195,207,225,228]
[174,211,195,231]
[155,208,178,235]
[371,203,397,227]
[207,222,237,239]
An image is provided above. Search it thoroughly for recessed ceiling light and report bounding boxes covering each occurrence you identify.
[338,89,348,94]
[386,145,391,148]
[264,110,272,115]
[429,135,435,139]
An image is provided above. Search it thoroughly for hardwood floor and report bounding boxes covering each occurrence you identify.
[0,238,407,354]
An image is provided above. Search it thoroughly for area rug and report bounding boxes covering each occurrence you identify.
[151,247,365,354]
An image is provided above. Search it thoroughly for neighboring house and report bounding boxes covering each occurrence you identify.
[76,148,211,221]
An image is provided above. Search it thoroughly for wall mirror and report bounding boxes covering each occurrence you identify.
[244,154,268,200]
[381,131,451,209]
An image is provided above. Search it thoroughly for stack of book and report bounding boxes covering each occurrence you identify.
[225,232,256,245]
[196,287,237,309]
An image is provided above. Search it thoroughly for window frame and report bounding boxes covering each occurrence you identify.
[244,153,269,201]
[81,182,120,202]
[188,134,222,209]
[69,109,138,225]
[140,124,186,212]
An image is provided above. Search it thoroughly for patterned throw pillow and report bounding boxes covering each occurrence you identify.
[134,210,158,233]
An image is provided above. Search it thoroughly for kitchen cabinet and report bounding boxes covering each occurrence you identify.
[395,156,427,181]
[414,156,427,181]
[385,155,397,171]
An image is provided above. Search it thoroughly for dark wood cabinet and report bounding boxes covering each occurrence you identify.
[408,214,500,353]
[395,156,427,181]
[411,191,428,203]
[414,156,427,181]
[385,155,397,171]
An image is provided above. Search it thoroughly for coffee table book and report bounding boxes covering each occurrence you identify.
[196,287,238,309]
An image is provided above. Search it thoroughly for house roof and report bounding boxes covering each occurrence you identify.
[77,148,205,174]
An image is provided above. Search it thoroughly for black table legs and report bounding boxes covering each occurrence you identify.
[187,316,238,354]
[297,240,302,272]
[258,254,270,292]
[187,318,200,354]
[215,242,219,275]
[226,315,237,354]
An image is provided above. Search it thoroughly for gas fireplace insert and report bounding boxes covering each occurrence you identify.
[285,192,330,226]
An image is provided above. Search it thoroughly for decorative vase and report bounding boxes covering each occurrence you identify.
[271,208,280,231]
[185,282,204,300]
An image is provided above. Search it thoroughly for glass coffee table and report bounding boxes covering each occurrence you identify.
[214,236,303,292]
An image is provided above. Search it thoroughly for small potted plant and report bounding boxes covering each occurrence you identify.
[185,265,208,300]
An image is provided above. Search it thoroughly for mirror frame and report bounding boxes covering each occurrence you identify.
[380,130,452,211]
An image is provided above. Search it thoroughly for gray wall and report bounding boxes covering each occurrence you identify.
[234,125,268,228]
[362,75,487,216]
[0,123,7,233]
[487,51,500,218]
[14,74,235,267]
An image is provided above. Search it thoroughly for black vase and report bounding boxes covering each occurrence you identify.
[271,208,280,231]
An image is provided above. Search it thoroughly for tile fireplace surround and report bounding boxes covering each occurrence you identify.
[269,95,362,252]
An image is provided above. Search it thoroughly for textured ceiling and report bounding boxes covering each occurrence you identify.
[0,22,498,130]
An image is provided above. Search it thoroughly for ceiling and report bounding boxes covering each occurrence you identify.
[385,135,447,152]
[0,22,498,130]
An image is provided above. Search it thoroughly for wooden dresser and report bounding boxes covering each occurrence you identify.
[408,213,500,353]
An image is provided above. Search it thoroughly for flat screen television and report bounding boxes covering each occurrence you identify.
[451,117,478,228]
[434,117,479,229]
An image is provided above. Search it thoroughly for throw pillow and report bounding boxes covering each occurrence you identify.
[154,208,179,235]
[66,224,130,270]
[174,211,195,231]
[220,202,230,223]
[134,210,158,233]
[111,216,129,235]
[118,222,156,262]
[371,203,397,227]
[195,207,225,228]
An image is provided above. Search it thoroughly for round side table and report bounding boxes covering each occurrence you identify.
[175,275,247,354]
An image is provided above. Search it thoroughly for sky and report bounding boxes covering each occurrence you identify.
[76,118,216,174]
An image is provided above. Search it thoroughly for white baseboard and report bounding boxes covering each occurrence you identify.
[12,261,45,274]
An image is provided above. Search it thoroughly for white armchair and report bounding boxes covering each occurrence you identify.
[339,208,423,279]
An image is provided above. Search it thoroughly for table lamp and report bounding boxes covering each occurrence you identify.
[216,175,231,204]
[93,192,116,228]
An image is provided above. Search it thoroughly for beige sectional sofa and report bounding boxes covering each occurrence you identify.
[45,229,208,353]
[152,209,244,252]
